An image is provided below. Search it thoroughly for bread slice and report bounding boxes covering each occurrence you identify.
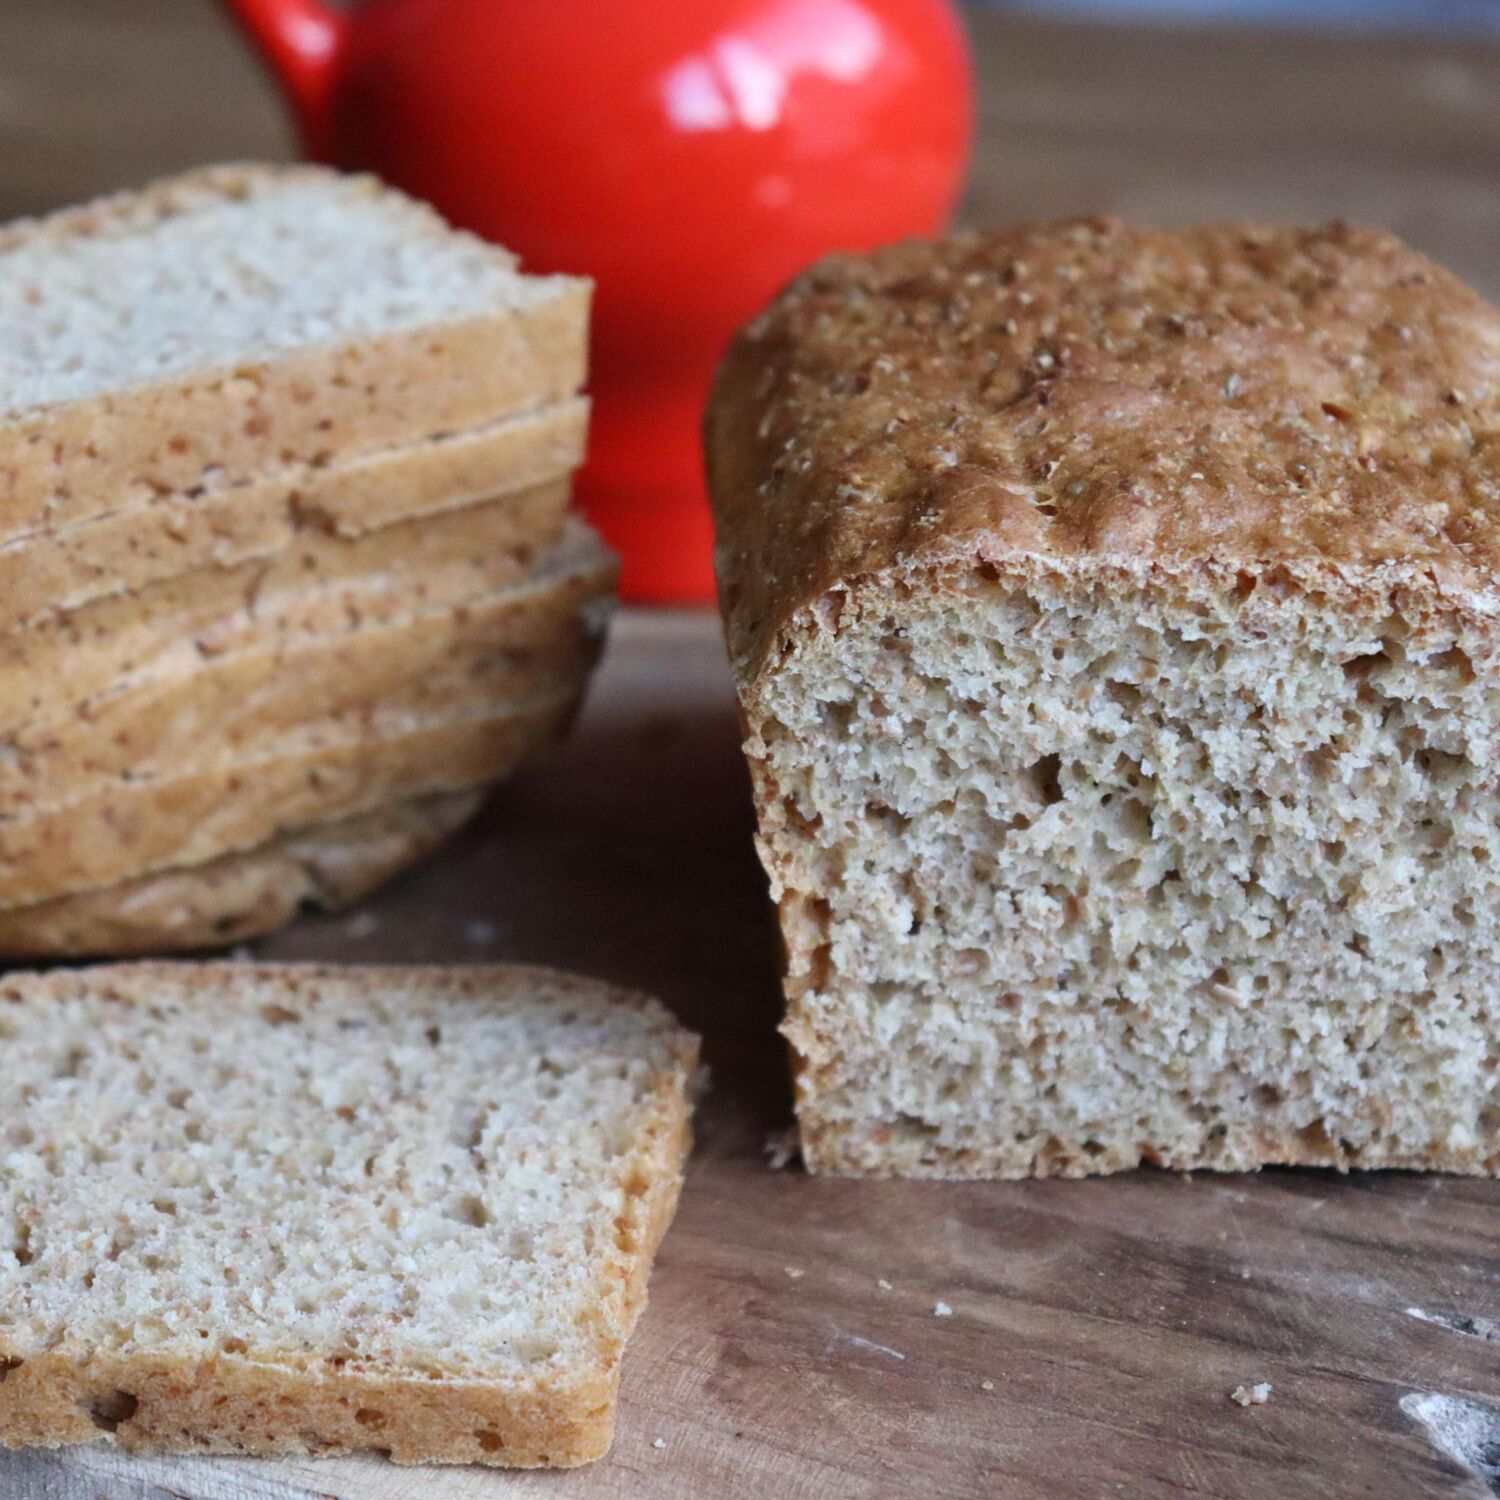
[0,690,584,911]
[707,219,1500,1179]
[0,791,483,958]
[0,524,614,806]
[0,962,698,1465]
[0,397,587,633]
[0,480,570,733]
[0,164,589,535]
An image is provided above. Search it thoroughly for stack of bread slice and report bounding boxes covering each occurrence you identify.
[0,164,609,956]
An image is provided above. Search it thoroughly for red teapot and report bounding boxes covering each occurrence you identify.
[223,0,974,601]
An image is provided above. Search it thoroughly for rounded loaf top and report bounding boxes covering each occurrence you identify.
[706,218,1500,677]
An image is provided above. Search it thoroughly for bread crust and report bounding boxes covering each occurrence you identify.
[0,791,483,958]
[0,397,587,633]
[0,540,613,808]
[0,165,590,535]
[0,1348,618,1467]
[707,219,1500,689]
[0,690,584,911]
[0,481,572,734]
[0,961,699,1466]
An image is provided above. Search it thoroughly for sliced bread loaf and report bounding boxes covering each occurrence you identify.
[0,165,589,534]
[708,219,1500,1178]
[0,481,571,733]
[0,523,615,805]
[0,791,483,957]
[0,397,587,633]
[0,689,582,910]
[0,962,698,1465]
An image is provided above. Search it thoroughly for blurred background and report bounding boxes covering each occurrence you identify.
[4,0,1497,289]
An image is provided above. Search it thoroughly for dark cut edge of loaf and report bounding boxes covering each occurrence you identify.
[0,789,486,959]
[0,962,699,1467]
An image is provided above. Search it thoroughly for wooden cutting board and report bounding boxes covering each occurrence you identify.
[5,612,1497,1500]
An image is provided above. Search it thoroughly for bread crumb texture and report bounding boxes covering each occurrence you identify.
[708,219,1500,1178]
[0,963,697,1466]
[1230,1383,1273,1407]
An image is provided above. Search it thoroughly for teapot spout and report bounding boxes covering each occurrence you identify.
[220,0,347,161]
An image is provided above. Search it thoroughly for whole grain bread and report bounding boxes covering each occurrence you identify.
[0,397,587,633]
[0,791,483,957]
[0,962,697,1465]
[0,165,589,535]
[0,693,579,911]
[0,481,571,733]
[707,219,1500,1178]
[0,523,614,807]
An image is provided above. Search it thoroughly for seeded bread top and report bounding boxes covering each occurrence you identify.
[0,163,575,418]
[706,219,1500,681]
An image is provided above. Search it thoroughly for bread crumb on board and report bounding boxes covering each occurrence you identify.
[933,1301,953,1318]
[1230,1382,1272,1407]
[784,1266,805,1280]
[877,1278,893,1291]
[764,1127,801,1170]
[652,1437,667,1449]
[980,1379,995,1392]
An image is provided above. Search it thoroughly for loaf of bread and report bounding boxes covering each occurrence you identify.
[0,164,588,534]
[0,792,483,957]
[0,397,587,632]
[0,962,698,1465]
[707,219,1500,1178]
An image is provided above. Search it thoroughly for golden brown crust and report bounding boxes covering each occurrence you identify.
[0,695,576,910]
[5,310,589,538]
[0,481,572,735]
[0,542,614,807]
[0,790,484,959]
[0,397,587,633]
[707,219,1500,685]
[0,1348,616,1467]
[801,1120,1500,1180]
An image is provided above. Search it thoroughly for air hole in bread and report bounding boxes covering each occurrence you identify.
[84,1390,138,1432]
[1029,754,1064,806]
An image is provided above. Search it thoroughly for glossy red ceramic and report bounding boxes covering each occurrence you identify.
[224,0,974,601]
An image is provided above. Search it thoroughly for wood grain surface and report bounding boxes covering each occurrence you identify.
[3,4,1500,1496]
